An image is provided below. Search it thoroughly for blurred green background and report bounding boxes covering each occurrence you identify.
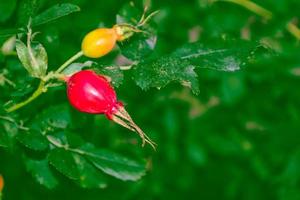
[1,0,300,199]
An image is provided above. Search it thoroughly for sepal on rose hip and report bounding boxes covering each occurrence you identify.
[65,70,156,149]
[111,106,156,149]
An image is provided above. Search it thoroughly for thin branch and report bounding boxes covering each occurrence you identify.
[5,81,46,113]
[0,115,29,130]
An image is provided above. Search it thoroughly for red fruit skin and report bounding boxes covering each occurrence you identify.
[66,70,122,119]
[0,174,3,192]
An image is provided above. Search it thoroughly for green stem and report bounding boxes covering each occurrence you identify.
[6,81,46,113]
[55,51,83,73]
[5,51,83,113]
[0,115,28,130]
[218,0,273,19]
[46,135,86,155]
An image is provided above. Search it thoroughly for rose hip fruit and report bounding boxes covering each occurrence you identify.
[81,28,118,58]
[66,70,156,149]
[81,25,139,59]
[66,70,119,117]
[0,174,4,192]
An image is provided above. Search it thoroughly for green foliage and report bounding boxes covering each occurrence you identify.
[24,158,58,189]
[73,154,107,189]
[17,130,49,151]
[62,61,93,76]
[30,104,71,130]
[16,40,48,77]
[81,144,146,181]
[31,3,80,26]
[117,3,157,60]
[133,40,258,94]
[134,55,200,93]
[0,0,300,199]
[0,2,80,37]
[0,0,16,23]
[47,148,79,180]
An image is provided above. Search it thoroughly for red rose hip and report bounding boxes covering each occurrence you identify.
[67,70,120,118]
[66,70,156,149]
[0,174,3,192]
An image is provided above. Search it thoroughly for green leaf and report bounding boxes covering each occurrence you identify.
[172,41,252,71]
[119,34,157,60]
[17,0,39,25]
[47,131,84,150]
[48,148,79,180]
[187,143,207,167]
[80,145,146,181]
[33,42,48,76]
[32,3,80,26]
[94,65,124,87]
[62,61,93,76]
[0,0,17,23]
[116,2,141,24]
[31,104,71,131]
[117,3,157,60]
[134,56,200,94]
[0,28,24,38]
[16,40,34,75]
[282,151,300,178]
[25,158,58,189]
[0,119,18,149]
[15,40,48,77]
[17,130,48,151]
[46,134,107,188]
[0,132,9,148]
[220,73,245,105]
[133,40,259,94]
[73,154,107,189]
[1,3,79,38]
[1,35,16,55]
